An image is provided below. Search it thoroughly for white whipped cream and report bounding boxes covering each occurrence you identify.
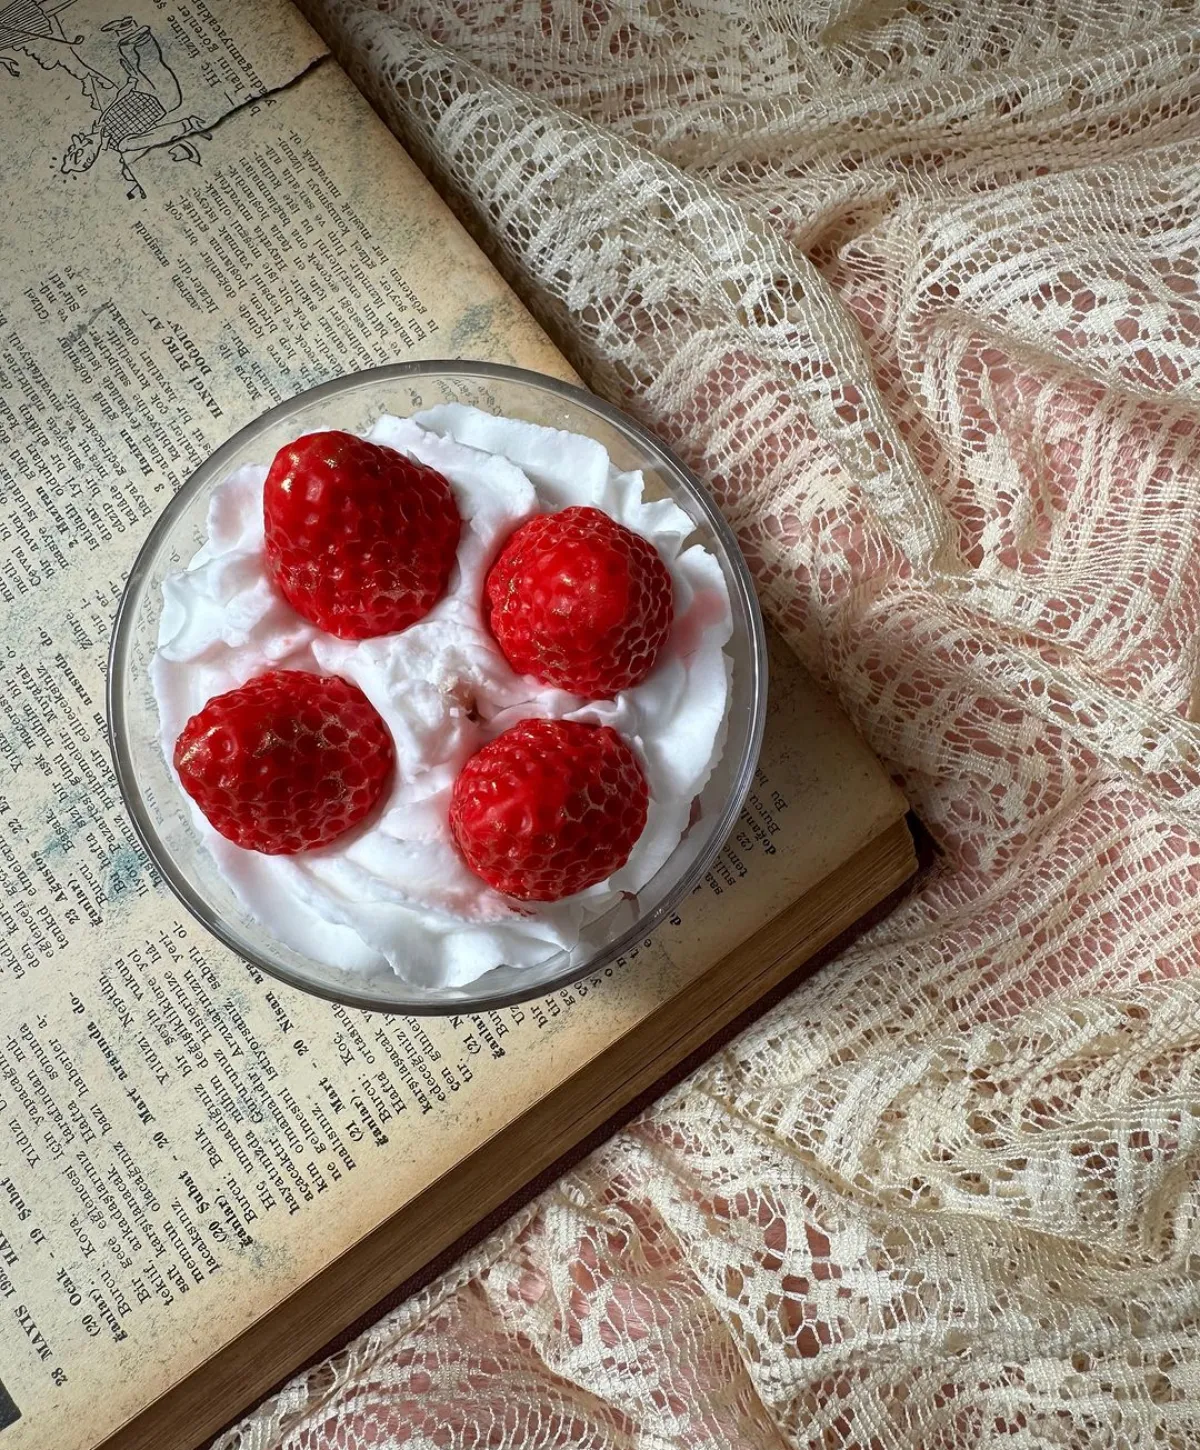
[152,405,732,988]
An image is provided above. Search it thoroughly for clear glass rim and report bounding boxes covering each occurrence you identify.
[107,360,768,1014]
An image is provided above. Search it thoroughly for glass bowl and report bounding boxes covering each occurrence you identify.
[108,361,767,1013]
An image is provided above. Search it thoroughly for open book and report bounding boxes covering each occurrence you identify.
[0,4,915,1447]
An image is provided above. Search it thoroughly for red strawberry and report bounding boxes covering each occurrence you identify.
[264,430,461,639]
[449,717,648,901]
[174,670,394,855]
[484,506,674,699]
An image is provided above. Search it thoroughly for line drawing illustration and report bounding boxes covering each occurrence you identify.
[1,1,209,199]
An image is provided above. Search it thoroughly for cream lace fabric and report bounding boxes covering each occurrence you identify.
[218,3,1200,1445]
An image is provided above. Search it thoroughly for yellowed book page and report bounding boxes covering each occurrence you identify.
[0,3,905,1447]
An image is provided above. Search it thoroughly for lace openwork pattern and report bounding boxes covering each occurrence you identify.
[217,3,1200,1445]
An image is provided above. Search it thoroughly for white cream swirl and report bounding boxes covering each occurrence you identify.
[152,405,732,988]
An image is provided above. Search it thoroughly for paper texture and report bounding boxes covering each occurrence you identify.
[0,3,904,1447]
